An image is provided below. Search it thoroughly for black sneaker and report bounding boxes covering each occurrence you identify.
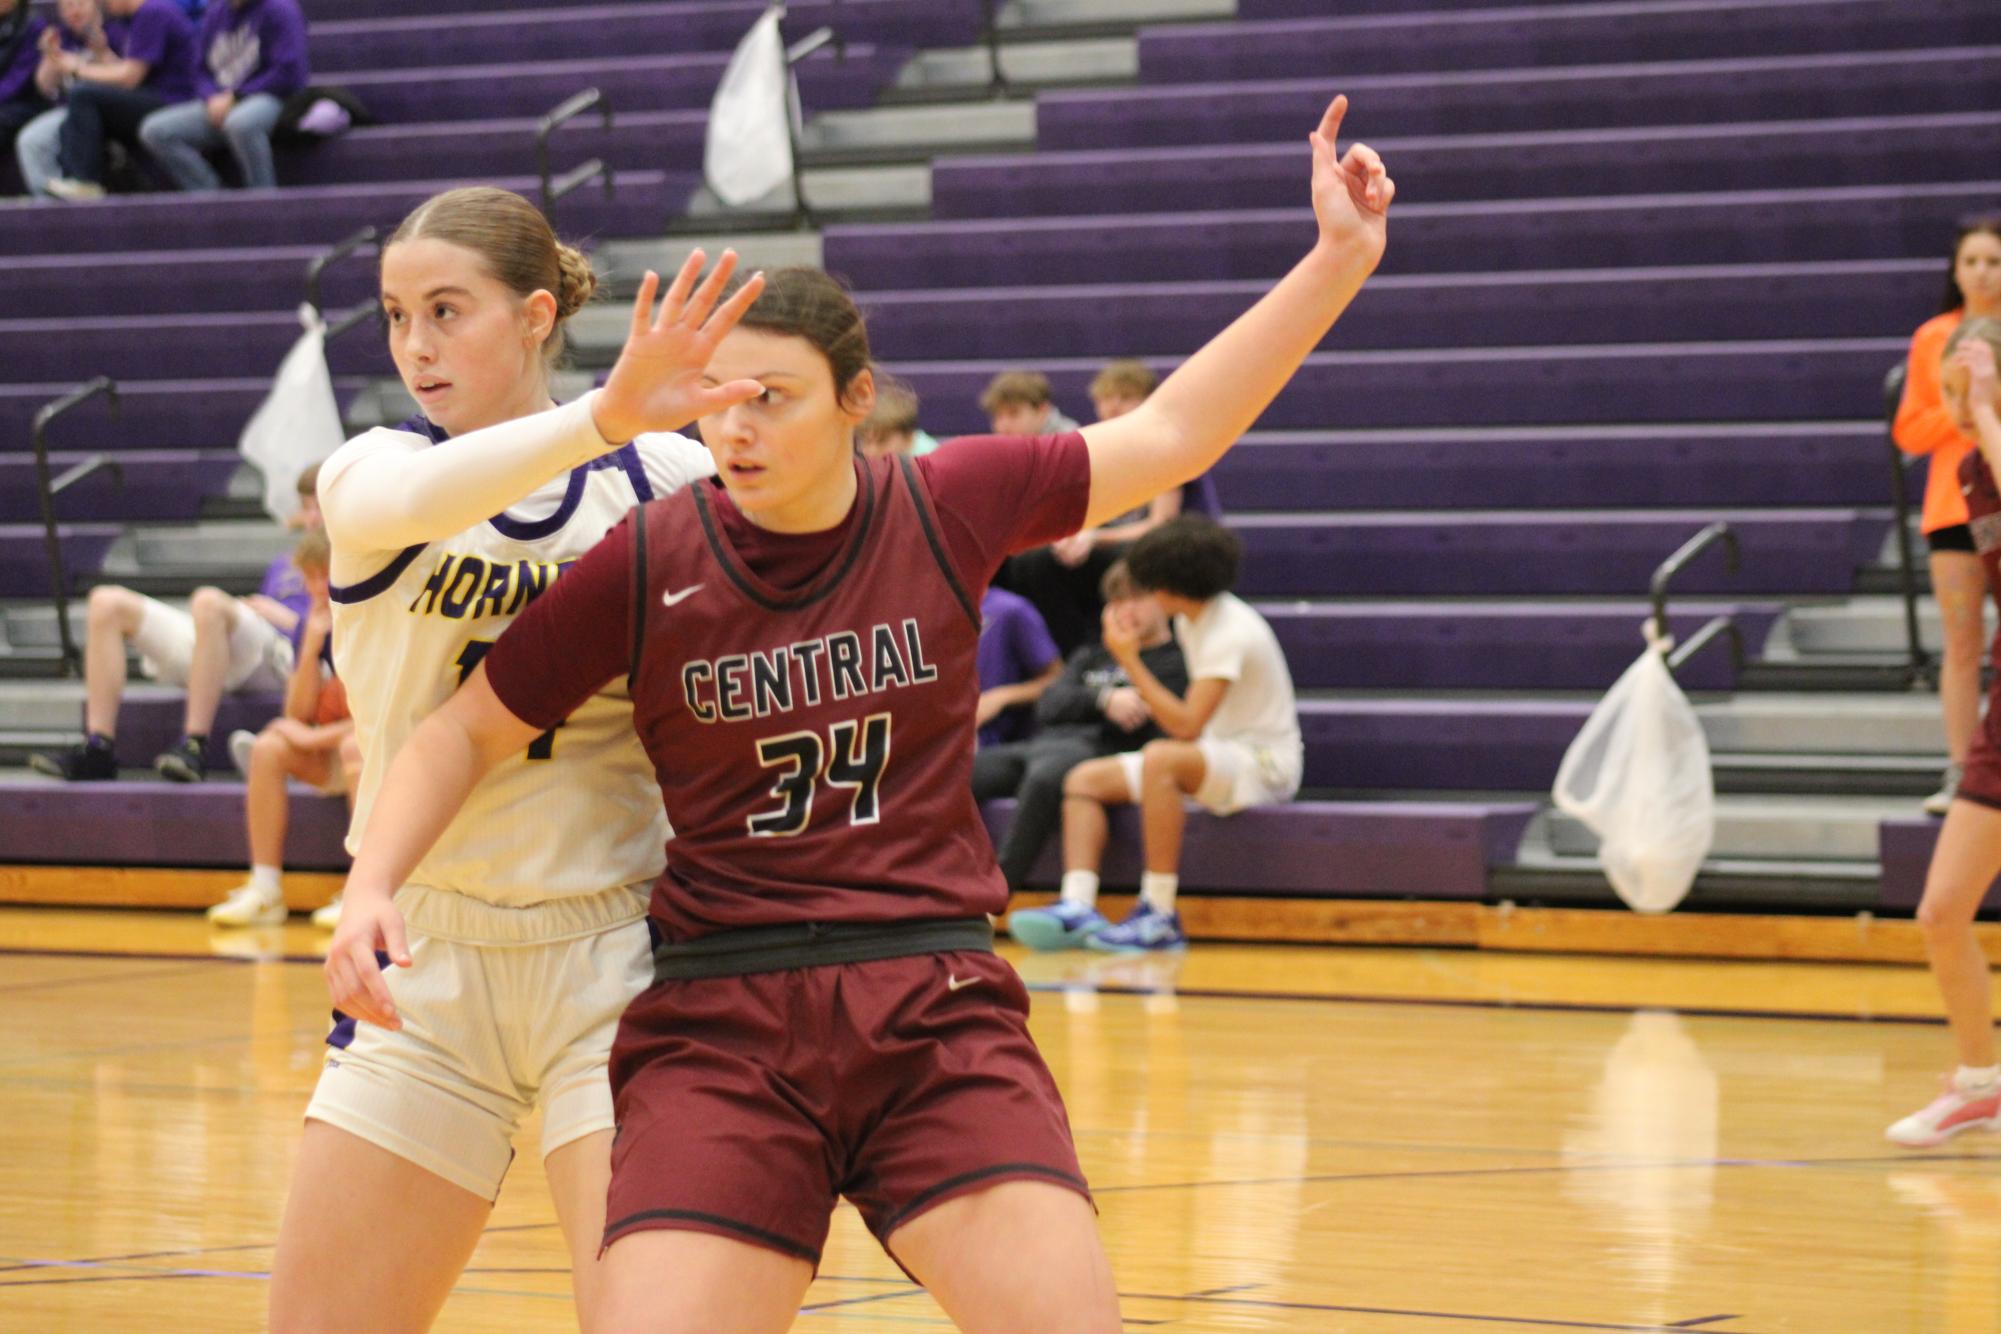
[154,737,207,783]
[28,741,117,782]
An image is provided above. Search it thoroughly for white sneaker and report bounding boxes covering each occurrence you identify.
[207,883,286,927]
[44,176,105,201]
[311,894,343,930]
[228,729,257,777]
[1887,1078,2001,1147]
[1925,764,1964,817]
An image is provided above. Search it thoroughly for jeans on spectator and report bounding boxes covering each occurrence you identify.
[972,734,1101,891]
[140,93,284,190]
[13,104,64,197]
[59,81,168,184]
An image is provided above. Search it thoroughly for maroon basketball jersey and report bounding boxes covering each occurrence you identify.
[628,455,1001,940]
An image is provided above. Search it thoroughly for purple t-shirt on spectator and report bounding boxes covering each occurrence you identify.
[977,585,1060,747]
[125,0,200,104]
[258,553,311,652]
[194,0,309,101]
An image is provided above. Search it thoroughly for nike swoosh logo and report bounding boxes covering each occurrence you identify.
[660,584,705,608]
[947,974,979,992]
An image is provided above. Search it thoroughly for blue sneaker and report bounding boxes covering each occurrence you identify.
[1086,902,1188,954]
[1008,902,1111,951]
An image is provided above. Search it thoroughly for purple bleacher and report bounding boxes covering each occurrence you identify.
[0,524,121,597]
[0,778,349,871]
[5,247,376,322]
[824,183,1998,289]
[329,43,899,124]
[308,1,979,73]
[0,313,394,383]
[982,798,1537,897]
[1209,425,1895,512]
[92,692,299,773]
[889,340,1903,436]
[1240,0,1667,12]
[1299,698,1589,791]
[1877,819,2001,911]
[859,262,1931,360]
[1265,603,1784,693]
[1230,511,1888,598]
[1104,48,2001,144]
[0,380,366,456]
[302,0,805,19]
[1136,3,1991,85]
[0,173,698,257]
[940,110,2001,219]
[281,113,710,189]
[0,453,241,523]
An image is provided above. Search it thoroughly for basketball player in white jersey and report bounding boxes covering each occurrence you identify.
[267,186,768,1334]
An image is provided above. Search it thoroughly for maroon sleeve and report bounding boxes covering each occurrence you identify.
[484,515,633,730]
[914,433,1091,589]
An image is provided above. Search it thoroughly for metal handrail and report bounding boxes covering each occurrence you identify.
[1649,520,1740,632]
[1666,615,1745,681]
[1882,361,1933,685]
[536,88,613,213]
[982,0,1009,96]
[783,26,838,227]
[29,377,120,676]
[304,226,378,319]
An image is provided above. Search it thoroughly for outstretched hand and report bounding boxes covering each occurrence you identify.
[1955,339,2000,408]
[1309,95,1393,266]
[592,249,767,445]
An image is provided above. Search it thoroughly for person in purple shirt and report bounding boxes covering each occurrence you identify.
[139,0,305,191]
[976,584,1062,748]
[0,0,52,178]
[29,463,326,785]
[8,0,119,196]
[43,0,197,199]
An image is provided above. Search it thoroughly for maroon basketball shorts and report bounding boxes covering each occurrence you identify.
[602,940,1090,1267]
[1962,674,2001,811]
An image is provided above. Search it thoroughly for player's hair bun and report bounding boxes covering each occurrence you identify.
[554,243,598,320]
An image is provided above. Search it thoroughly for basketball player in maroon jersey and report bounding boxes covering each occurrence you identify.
[328,95,1391,1330]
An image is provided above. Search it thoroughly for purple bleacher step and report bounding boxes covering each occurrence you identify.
[1022,108,2001,207]
[1266,602,1783,694]
[982,797,1536,898]
[0,312,394,384]
[0,525,121,597]
[890,340,1904,437]
[82,692,298,773]
[1211,425,1894,512]
[1877,817,2001,911]
[860,262,1932,360]
[1231,510,1888,599]
[0,778,348,871]
[0,380,365,457]
[1137,3,1989,85]
[5,246,375,322]
[1298,697,1590,792]
[0,453,241,524]
[281,113,710,190]
[824,183,2000,289]
[308,1,978,74]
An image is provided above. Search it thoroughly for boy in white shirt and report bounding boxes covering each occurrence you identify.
[1012,516,1303,952]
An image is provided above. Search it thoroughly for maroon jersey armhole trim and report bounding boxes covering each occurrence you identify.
[689,465,880,612]
[895,455,981,632]
[627,502,648,688]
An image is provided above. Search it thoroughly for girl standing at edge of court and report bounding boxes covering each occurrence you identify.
[327,97,1390,1332]
[268,185,766,1333]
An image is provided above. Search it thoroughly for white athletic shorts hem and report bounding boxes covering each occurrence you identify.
[303,886,651,1200]
[133,594,293,692]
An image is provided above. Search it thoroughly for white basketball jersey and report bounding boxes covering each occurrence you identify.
[327,420,713,906]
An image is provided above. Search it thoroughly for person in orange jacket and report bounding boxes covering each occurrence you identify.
[1896,215,2001,814]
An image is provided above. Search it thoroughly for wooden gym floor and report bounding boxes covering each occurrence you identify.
[1,904,1995,1332]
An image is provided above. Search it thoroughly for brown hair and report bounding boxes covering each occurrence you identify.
[295,460,322,497]
[292,527,332,577]
[1944,215,2001,314]
[717,266,873,406]
[861,373,920,439]
[1943,316,2001,367]
[1099,559,1139,603]
[1089,359,1158,403]
[385,186,597,364]
[979,370,1052,416]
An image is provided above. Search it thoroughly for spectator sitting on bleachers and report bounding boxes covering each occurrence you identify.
[29,462,324,784]
[974,559,1187,892]
[1013,516,1302,954]
[209,526,358,930]
[999,359,1213,656]
[977,584,1063,749]
[139,0,307,192]
[42,0,197,200]
[979,368,1080,437]
[856,372,940,460]
[0,0,52,184]
[1895,215,2001,815]
[10,0,117,198]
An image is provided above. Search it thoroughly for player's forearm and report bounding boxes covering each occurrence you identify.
[323,395,615,552]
